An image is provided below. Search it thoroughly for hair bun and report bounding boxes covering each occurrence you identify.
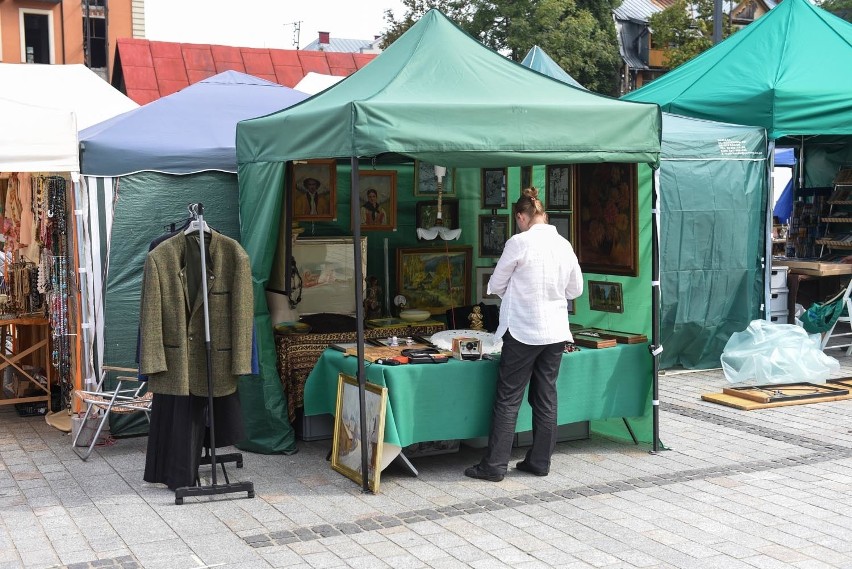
[522,187,539,200]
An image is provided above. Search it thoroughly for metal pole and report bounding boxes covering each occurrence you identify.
[350,159,370,493]
[651,169,662,453]
[713,0,724,44]
[194,203,217,486]
[84,0,92,67]
[765,139,776,320]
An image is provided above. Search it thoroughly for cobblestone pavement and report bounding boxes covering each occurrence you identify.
[3,351,852,568]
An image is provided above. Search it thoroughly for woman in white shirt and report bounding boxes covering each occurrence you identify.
[465,187,583,482]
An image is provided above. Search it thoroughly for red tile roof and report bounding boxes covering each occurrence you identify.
[112,38,376,105]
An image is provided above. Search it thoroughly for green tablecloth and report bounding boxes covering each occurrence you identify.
[304,344,652,447]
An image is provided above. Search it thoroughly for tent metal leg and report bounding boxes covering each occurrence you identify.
[622,418,638,445]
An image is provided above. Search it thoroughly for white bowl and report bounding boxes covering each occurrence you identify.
[400,309,431,322]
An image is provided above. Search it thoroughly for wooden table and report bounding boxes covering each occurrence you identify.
[0,316,52,407]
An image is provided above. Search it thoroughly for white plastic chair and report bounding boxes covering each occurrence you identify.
[72,365,152,460]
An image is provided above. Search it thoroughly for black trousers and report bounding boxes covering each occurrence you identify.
[143,391,244,490]
[479,331,564,475]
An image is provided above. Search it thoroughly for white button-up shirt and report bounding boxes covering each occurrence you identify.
[488,223,583,345]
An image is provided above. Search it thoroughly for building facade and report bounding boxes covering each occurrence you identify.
[0,0,141,77]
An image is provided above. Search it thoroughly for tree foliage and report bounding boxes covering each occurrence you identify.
[381,0,622,95]
[818,0,852,21]
[648,0,732,70]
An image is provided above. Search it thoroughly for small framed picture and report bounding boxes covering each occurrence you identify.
[358,170,397,231]
[549,213,572,241]
[415,199,459,233]
[476,267,501,305]
[545,164,573,211]
[481,168,508,209]
[479,215,510,257]
[588,280,624,313]
[520,166,532,190]
[292,159,337,221]
[331,373,388,493]
[414,160,455,197]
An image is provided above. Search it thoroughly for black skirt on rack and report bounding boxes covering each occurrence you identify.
[143,391,245,491]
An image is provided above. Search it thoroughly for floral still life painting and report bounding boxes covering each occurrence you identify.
[575,163,638,276]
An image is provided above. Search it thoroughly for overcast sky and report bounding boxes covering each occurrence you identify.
[144,0,407,49]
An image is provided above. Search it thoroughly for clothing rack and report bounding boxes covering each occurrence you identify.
[174,202,254,505]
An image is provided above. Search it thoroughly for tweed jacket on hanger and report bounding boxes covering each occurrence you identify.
[139,231,253,397]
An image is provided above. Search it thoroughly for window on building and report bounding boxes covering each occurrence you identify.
[83,16,107,68]
[22,12,52,64]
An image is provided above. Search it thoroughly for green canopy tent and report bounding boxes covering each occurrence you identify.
[625,0,852,361]
[236,9,662,475]
[623,0,852,140]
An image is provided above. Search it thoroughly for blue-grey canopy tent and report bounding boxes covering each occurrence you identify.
[520,46,585,90]
[81,71,308,176]
[79,72,308,447]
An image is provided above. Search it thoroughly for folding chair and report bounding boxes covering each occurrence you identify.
[72,365,152,460]
[819,277,852,355]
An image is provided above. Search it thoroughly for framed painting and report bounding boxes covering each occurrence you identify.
[481,167,508,209]
[358,170,397,231]
[291,159,336,221]
[286,237,367,315]
[575,163,638,276]
[331,373,387,493]
[549,213,572,242]
[520,166,533,190]
[545,164,573,211]
[397,246,472,314]
[475,267,501,305]
[414,160,455,197]
[415,199,459,234]
[479,215,510,258]
[588,281,624,313]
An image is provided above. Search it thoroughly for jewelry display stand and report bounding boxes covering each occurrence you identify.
[173,203,254,505]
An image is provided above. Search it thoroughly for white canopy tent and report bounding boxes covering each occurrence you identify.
[0,98,79,172]
[0,64,138,409]
[0,63,138,130]
[294,72,345,95]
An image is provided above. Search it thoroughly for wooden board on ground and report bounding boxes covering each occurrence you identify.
[702,391,852,410]
[704,380,852,410]
[721,382,848,404]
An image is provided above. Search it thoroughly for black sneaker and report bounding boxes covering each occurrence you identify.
[464,464,504,482]
[515,460,548,476]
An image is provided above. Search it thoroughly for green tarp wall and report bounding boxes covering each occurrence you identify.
[101,171,296,450]
[658,117,768,369]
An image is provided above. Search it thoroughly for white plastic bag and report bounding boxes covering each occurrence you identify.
[720,319,839,384]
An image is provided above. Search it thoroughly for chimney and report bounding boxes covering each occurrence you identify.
[318,31,330,44]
